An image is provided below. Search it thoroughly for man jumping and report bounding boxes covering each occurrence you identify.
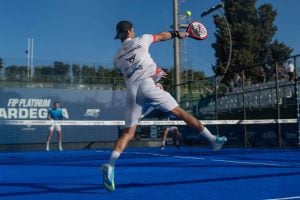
[101,20,227,192]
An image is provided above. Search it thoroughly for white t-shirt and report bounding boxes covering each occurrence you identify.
[286,62,295,73]
[113,34,158,85]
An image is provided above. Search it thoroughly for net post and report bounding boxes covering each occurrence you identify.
[241,70,250,147]
[294,55,300,147]
[275,62,284,147]
[214,76,219,136]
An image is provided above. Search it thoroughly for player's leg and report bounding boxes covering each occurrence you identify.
[143,78,226,151]
[101,86,142,192]
[56,126,63,151]
[101,126,137,192]
[114,126,137,154]
[161,128,169,150]
[173,128,181,148]
[46,126,54,151]
[170,106,227,151]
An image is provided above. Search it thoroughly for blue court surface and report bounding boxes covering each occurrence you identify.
[1,147,300,200]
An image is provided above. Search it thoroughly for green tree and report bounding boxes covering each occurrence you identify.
[18,66,29,81]
[255,4,277,64]
[212,0,293,83]
[81,65,96,84]
[5,65,19,81]
[0,58,3,78]
[34,66,54,82]
[97,65,106,78]
[267,39,293,65]
[53,61,70,82]
[72,64,81,83]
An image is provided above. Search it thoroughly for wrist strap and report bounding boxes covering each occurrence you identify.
[169,31,180,38]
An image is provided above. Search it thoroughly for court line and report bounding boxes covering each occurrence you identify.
[173,156,205,160]
[264,196,300,200]
[96,150,295,167]
[124,151,294,167]
[211,159,291,167]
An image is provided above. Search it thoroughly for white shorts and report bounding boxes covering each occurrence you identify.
[168,126,178,133]
[125,78,178,127]
[167,126,178,137]
[49,122,62,131]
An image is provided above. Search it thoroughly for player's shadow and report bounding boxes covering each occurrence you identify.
[0,182,108,197]
[117,171,300,188]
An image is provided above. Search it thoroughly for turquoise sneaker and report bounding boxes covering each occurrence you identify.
[101,164,115,192]
[211,136,227,151]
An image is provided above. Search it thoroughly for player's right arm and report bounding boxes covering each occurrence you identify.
[47,109,52,120]
[153,31,186,42]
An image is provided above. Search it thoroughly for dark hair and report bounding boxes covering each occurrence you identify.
[114,21,133,40]
[54,101,59,105]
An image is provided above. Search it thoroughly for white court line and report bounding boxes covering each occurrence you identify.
[264,196,300,200]
[96,150,293,167]
[151,153,169,157]
[211,159,291,167]
[173,156,205,160]
[123,151,291,167]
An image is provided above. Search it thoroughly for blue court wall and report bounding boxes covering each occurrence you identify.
[0,87,126,144]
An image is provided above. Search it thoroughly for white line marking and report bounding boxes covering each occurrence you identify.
[211,159,291,167]
[173,156,205,160]
[96,150,294,167]
[264,196,300,200]
[125,152,291,167]
[151,153,169,157]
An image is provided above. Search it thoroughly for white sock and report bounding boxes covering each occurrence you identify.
[58,142,62,148]
[108,151,120,167]
[199,127,216,143]
[162,140,166,146]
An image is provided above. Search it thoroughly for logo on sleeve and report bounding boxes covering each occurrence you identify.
[126,54,136,63]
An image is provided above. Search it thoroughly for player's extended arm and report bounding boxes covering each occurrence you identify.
[47,112,52,120]
[153,31,186,42]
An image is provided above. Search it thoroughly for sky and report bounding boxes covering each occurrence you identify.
[0,0,299,76]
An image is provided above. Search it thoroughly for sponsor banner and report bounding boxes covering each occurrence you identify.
[0,87,126,120]
[0,87,126,144]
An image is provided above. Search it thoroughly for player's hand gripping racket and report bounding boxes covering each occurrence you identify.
[185,21,208,40]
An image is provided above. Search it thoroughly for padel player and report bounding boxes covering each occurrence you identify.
[101,20,227,192]
[161,113,182,150]
[161,126,181,150]
[46,101,63,151]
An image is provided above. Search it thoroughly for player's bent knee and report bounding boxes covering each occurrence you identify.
[122,127,136,140]
[170,106,187,119]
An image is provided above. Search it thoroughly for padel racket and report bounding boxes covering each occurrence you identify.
[186,21,208,40]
